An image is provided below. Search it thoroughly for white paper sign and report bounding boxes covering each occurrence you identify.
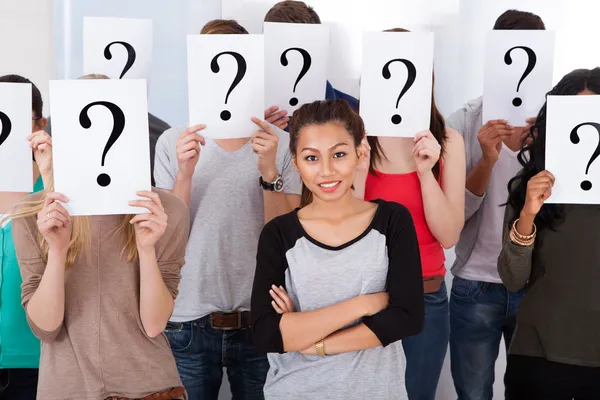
[0,84,33,193]
[83,17,153,80]
[483,31,555,127]
[187,34,264,139]
[545,95,600,204]
[264,22,329,115]
[359,31,434,138]
[49,80,151,216]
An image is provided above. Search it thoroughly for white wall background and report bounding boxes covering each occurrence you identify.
[1,0,593,399]
[0,0,54,115]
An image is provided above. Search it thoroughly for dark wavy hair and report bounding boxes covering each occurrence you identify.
[289,99,366,207]
[367,28,447,179]
[506,68,600,232]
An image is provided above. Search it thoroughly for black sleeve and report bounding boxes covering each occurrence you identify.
[251,220,288,354]
[362,203,425,346]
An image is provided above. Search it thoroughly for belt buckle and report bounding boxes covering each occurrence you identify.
[211,311,242,331]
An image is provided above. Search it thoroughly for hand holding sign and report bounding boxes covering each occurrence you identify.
[49,79,151,215]
[187,34,264,139]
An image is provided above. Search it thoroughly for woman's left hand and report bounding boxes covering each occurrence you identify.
[128,191,168,252]
[413,130,441,177]
[270,284,295,313]
[29,130,53,181]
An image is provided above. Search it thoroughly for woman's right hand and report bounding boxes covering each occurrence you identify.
[37,193,72,253]
[362,292,389,316]
[176,124,206,178]
[522,170,555,218]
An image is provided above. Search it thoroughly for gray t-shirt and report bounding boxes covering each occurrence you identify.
[251,200,425,399]
[154,126,302,322]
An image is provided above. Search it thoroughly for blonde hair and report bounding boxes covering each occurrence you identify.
[12,179,138,267]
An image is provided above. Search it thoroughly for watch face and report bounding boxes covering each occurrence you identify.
[274,177,284,192]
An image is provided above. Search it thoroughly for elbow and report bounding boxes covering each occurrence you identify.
[144,324,167,338]
[440,232,461,249]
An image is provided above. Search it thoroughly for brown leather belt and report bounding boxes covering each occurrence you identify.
[209,311,252,330]
[105,386,186,399]
[423,275,444,294]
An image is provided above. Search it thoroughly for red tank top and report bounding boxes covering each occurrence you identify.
[365,169,446,278]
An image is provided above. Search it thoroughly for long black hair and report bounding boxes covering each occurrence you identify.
[506,68,600,232]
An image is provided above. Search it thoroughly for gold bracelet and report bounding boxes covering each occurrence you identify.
[512,218,536,240]
[315,339,326,357]
[510,227,535,247]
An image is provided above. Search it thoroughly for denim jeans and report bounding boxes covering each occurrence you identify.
[450,276,525,400]
[164,316,269,400]
[402,281,449,400]
[0,368,38,400]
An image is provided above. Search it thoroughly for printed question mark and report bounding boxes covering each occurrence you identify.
[211,51,247,121]
[104,41,137,79]
[504,46,537,107]
[382,59,417,125]
[570,122,600,191]
[0,111,12,148]
[280,47,312,107]
[79,101,126,187]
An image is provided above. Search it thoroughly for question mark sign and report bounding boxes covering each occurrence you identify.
[104,41,137,79]
[79,101,126,187]
[0,111,12,148]
[504,46,537,107]
[210,51,247,121]
[570,122,600,191]
[382,59,417,125]
[280,48,312,107]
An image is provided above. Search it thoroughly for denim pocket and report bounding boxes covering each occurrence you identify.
[164,322,194,352]
[451,276,483,300]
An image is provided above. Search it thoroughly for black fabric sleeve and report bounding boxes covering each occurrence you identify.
[362,202,425,346]
[251,220,288,355]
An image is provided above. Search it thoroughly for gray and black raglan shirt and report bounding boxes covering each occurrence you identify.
[251,200,425,400]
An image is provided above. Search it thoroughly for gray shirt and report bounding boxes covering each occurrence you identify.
[251,200,424,399]
[154,126,302,322]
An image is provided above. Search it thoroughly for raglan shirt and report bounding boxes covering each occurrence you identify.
[251,200,424,400]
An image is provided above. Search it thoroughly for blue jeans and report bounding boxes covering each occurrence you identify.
[402,281,450,400]
[450,276,525,400]
[164,316,269,400]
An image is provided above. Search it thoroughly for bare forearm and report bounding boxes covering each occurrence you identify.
[172,173,193,206]
[466,158,495,197]
[263,192,294,224]
[322,324,381,355]
[420,171,463,248]
[26,249,66,332]
[280,296,367,352]
[139,248,174,338]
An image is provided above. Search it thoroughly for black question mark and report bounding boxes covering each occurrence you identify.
[79,101,126,187]
[210,51,247,121]
[382,59,417,125]
[504,46,537,107]
[0,111,12,148]
[104,41,137,79]
[570,122,600,191]
[280,48,312,107]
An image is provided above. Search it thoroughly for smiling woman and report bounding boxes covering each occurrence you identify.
[251,99,425,400]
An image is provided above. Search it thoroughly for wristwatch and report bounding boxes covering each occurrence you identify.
[259,174,284,192]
